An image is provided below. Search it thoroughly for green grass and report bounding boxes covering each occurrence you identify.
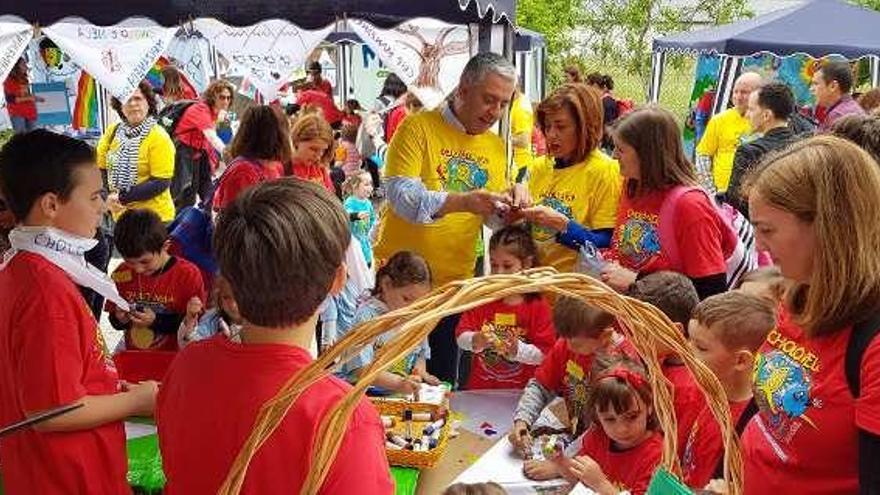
[578,57,697,122]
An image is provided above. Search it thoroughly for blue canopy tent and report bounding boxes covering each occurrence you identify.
[649,0,880,114]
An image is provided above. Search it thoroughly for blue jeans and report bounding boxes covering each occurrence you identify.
[10,116,36,134]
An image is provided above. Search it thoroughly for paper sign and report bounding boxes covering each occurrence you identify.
[195,19,333,101]
[43,20,176,101]
[33,82,72,126]
[0,19,32,83]
[350,18,471,109]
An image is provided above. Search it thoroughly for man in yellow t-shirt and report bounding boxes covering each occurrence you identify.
[374,52,524,383]
[696,72,761,193]
[511,90,534,177]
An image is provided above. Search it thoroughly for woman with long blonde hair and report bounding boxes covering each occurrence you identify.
[742,135,880,494]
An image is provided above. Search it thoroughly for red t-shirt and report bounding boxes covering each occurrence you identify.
[534,336,636,434]
[0,253,128,494]
[3,77,37,120]
[315,78,333,97]
[455,297,556,390]
[385,105,408,143]
[662,362,705,456]
[213,158,284,211]
[609,188,727,278]
[107,256,206,351]
[297,89,343,125]
[578,427,663,495]
[681,397,753,488]
[174,101,217,152]
[291,159,334,193]
[742,306,880,494]
[156,337,393,494]
[342,113,363,129]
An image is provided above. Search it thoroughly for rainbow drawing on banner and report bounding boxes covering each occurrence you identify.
[72,72,98,130]
[146,56,198,98]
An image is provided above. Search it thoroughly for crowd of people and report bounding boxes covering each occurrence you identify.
[1,49,880,495]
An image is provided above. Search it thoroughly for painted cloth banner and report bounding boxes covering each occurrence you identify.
[683,54,722,160]
[28,36,99,131]
[0,19,32,83]
[43,20,176,101]
[195,19,333,101]
[350,17,471,109]
[165,33,212,94]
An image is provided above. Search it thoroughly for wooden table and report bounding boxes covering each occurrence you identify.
[415,429,497,495]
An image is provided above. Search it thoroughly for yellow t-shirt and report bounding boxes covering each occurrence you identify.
[529,150,622,272]
[511,94,534,173]
[695,108,751,192]
[374,110,507,287]
[97,124,176,222]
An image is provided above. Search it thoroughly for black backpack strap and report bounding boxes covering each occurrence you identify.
[712,398,759,479]
[846,313,880,398]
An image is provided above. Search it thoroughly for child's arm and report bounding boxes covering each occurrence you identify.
[510,378,557,455]
[32,381,158,433]
[511,340,545,365]
[363,369,420,395]
[455,308,490,353]
[108,308,132,330]
[177,297,204,348]
[413,357,440,386]
[565,456,617,495]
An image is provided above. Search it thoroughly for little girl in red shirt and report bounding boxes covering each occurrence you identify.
[556,356,662,495]
[455,225,555,389]
[289,113,334,193]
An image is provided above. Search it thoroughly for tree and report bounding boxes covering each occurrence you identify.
[579,0,752,77]
[516,0,583,86]
[852,0,880,10]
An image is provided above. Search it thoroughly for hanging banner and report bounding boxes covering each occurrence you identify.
[350,17,471,109]
[195,19,333,101]
[43,19,176,101]
[0,19,32,84]
[28,36,100,132]
[165,33,212,94]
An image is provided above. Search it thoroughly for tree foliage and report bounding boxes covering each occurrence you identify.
[515,0,583,86]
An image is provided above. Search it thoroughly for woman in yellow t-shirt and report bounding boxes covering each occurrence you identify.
[97,80,176,223]
[520,84,622,272]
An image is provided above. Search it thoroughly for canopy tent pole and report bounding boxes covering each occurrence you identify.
[870,55,880,88]
[712,55,741,116]
[648,50,666,103]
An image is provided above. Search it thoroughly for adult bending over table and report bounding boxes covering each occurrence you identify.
[373,52,527,384]
[519,83,621,272]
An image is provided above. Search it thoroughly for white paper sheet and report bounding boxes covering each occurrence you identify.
[451,436,574,495]
[124,422,157,440]
[450,389,522,438]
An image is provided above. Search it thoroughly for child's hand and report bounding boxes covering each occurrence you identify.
[397,375,421,396]
[499,337,519,360]
[508,420,533,458]
[107,192,125,216]
[186,297,203,318]
[114,308,131,324]
[420,372,441,386]
[121,380,159,416]
[566,455,611,492]
[472,331,490,353]
[523,459,561,481]
[703,479,729,494]
[130,307,156,327]
[357,211,370,221]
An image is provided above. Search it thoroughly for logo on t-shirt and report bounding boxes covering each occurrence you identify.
[563,359,589,433]
[617,211,660,269]
[478,318,526,383]
[533,197,574,242]
[753,348,818,443]
[437,156,489,192]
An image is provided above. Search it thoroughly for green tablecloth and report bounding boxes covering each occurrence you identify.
[126,432,420,495]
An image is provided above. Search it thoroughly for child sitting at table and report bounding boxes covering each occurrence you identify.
[107,208,206,351]
[337,250,440,394]
[682,291,775,489]
[511,297,635,480]
[177,274,243,347]
[456,225,555,390]
[156,179,393,493]
[554,356,663,495]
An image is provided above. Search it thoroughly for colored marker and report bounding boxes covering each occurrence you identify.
[386,432,407,448]
[423,418,445,436]
[403,410,413,441]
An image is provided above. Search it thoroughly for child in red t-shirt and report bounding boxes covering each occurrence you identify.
[555,357,663,495]
[156,179,393,494]
[513,297,636,481]
[627,271,703,456]
[290,113,335,193]
[106,209,206,353]
[683,291,775,490]
[456,225,555,390]
[0,130,157,494]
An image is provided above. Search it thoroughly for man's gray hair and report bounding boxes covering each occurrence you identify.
[460,52,517,87]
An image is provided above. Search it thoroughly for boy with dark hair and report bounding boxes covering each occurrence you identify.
[512,296,636,481]
[156,178,393,493]
[107,208,205,351]
[0,130,157,494]
[683,291,776,488]
[627,271,704,463]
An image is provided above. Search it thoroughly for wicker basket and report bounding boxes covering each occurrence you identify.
[372,399,451,469]
[219,269,744,495]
